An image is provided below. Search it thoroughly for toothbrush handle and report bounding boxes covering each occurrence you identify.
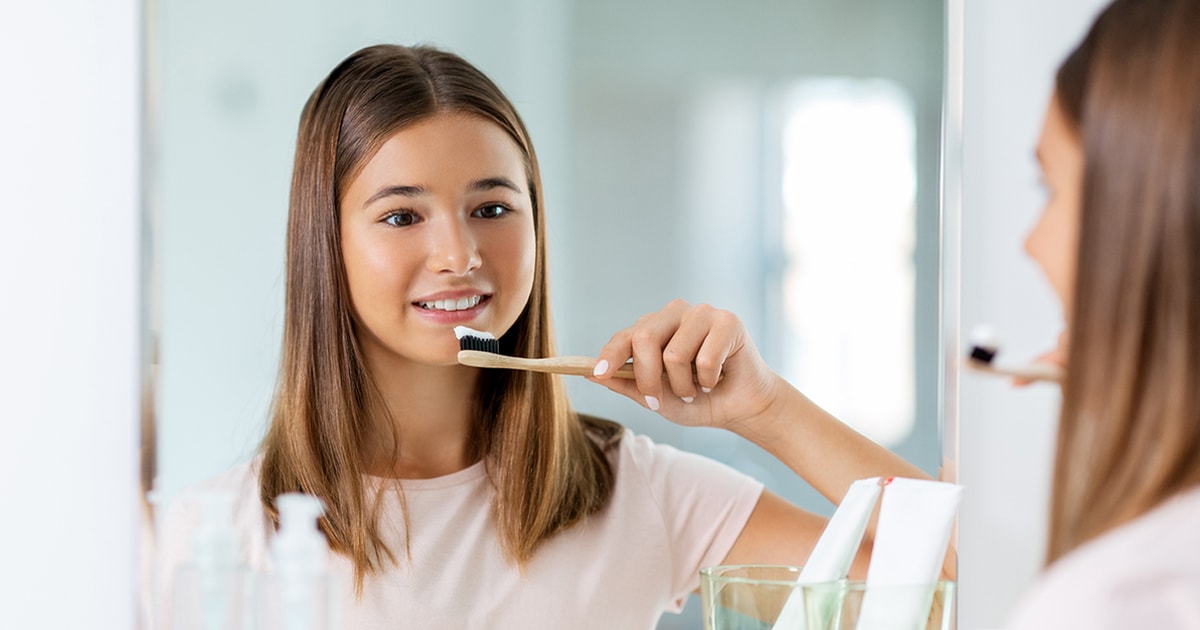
[964,358,1064,383]
[457,351,638,378]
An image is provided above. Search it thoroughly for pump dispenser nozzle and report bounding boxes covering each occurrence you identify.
[263,493,337,630]
[193,490,239,570]
[272,493,328,577]
[171,489,249,630]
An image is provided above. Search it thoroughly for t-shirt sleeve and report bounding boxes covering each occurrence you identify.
[621,431,765,611]
[1105,579,1200,629]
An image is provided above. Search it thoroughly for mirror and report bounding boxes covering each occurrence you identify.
[149,0,945,626]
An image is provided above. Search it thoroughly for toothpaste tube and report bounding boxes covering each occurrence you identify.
[771,477,883,630]
[856,477,962,629]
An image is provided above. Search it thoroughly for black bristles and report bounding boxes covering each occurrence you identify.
[968,345,997,364]
[458,334,501,354]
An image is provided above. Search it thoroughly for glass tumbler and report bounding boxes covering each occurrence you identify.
[802,579,956,630]
[700,564,805,630]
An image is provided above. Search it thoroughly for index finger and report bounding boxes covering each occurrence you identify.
[592,328,635,380]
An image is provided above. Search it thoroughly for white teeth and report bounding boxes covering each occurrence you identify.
[419,295,482,312]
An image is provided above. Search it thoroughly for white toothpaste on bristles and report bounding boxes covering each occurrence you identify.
[453,325,494,341]
[967,323,999,364]
[453,325,501,354]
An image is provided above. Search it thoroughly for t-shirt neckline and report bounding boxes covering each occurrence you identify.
[367,458,489,491]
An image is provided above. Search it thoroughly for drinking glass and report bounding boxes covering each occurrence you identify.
[802,579,956,630]
[700,564,805,630]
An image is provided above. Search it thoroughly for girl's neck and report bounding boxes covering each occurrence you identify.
[363,352,482,479]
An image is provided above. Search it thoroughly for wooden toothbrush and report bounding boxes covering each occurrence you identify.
[454,326,637,378]
[963,357,1064,382]
[964,325,1064,383]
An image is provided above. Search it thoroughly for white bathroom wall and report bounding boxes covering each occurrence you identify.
[954,1,1107,628]
[0,1,142,628]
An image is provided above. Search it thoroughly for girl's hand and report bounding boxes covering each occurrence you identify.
[586,299,782,431]
[589,302,932,567]
[1013,328,1069,387]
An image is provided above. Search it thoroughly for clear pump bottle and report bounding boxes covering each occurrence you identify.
[171,490,252,630]
[258,493,340,630]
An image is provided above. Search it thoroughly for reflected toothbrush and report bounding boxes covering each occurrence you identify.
[963,324,1064,383]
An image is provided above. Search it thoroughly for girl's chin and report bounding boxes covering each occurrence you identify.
[365,345,469,370]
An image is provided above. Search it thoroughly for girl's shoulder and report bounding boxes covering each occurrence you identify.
[164,457,265,522]
[602,423,764,504]
[180,457,263,494]
[1063,485,1200,578]
[1006,486,1200,629]
[155,456,273,569]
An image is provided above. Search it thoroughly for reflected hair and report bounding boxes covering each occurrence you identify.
[1048,0,1200,563]
[258,44,622,592]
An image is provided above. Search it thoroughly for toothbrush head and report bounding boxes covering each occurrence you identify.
[967,324,999,364]
[963,324,1065,383]
[454,325,500,354]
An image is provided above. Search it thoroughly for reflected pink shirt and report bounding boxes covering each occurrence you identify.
[156,430,763,629]
[1005,486,1200,629]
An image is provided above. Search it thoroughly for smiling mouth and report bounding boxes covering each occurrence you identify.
[415,295,487,312]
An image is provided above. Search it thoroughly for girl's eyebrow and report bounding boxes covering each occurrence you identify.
[365,184,426,206]
[469,176,522,194]
[363,177,522,208]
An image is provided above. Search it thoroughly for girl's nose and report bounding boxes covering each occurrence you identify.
[426,217,481,275]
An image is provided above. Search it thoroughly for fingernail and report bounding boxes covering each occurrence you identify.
[681,396,694,404]
[701,387,712,394]
[592,360,609,376]
[644,395,660,411]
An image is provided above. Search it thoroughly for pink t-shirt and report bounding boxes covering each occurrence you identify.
[156,430,763,629]
[1004,486,1200,629]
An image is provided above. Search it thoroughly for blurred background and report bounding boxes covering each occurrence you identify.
[151,0,943,626]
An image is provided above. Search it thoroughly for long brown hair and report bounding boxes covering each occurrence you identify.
[1047,0,1200,563]
[258,44,622,590]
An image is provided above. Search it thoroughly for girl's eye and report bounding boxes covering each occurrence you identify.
[383,211,418,227]
[474,204,509,219]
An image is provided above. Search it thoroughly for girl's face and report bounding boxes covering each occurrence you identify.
[339,113,536,368]
[1025,94,1084,321]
